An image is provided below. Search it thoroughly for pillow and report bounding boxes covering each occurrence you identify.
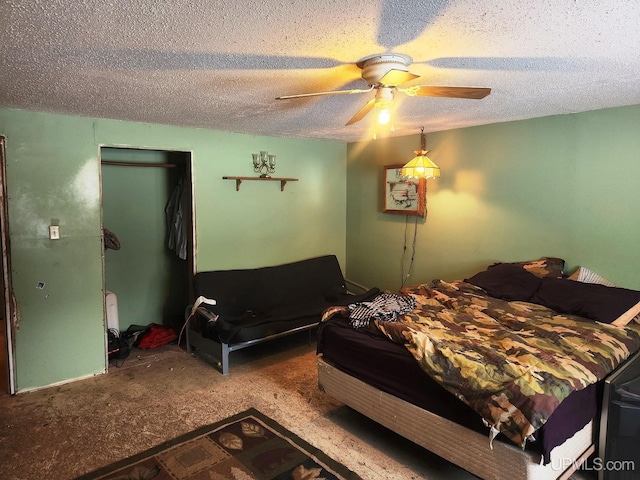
[465,263,542,301]
[568,266,616,287]
[530,277,640,325]
[505,257,565,279]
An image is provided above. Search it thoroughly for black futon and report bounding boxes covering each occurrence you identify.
[185,255,379,374]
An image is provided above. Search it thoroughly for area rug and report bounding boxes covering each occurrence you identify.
[76,408,362,480]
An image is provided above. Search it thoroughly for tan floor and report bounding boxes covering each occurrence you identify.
[0,333,596,480]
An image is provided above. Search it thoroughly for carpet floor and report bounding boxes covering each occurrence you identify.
[0,332,596,480]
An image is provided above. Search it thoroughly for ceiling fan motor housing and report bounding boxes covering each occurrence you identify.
[357,53,413,86]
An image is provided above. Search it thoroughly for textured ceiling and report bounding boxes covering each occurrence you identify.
[2,0,640,142]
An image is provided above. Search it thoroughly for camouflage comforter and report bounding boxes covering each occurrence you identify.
[374,279,640,447]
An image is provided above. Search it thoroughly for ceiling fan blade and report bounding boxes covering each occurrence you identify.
[378,69,420,86]
[345,98,376,126]
[276,86,373,100]
[402,85,491,99]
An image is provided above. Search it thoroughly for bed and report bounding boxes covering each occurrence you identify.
[316,258,640,480]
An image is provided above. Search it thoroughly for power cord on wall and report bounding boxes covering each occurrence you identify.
[400,214,419,289]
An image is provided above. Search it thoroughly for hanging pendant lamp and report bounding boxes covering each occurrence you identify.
[402,127,440,179]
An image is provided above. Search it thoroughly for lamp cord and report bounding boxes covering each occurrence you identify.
[400,126,428,289]
[400,214,419,289]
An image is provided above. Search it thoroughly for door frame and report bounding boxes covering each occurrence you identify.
[98,146,196,368]
[0,135,16,394]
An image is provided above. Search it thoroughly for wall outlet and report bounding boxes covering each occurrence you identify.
[49,225,60,240]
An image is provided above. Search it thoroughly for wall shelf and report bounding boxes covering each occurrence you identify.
[223,176,298,191]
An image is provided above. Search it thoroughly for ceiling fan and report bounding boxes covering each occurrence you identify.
[276,53,491,130]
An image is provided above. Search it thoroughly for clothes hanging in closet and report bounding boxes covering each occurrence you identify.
[165,176,188,260]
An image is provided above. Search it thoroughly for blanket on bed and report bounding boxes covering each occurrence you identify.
[341,280,640,448]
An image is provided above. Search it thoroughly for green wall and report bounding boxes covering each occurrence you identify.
[2,113,105,391]
[0,108,346,391]
[3,103,639,390]
[346,104,640,292]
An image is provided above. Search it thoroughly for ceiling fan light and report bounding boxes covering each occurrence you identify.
[373,91,394,138]
[377,107,391,125]
[373,107,394,139]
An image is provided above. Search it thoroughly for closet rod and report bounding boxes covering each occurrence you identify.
[101,161,177,168]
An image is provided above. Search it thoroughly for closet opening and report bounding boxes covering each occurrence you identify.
[100,147,194,370]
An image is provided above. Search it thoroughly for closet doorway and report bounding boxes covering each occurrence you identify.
[100,147,194,366]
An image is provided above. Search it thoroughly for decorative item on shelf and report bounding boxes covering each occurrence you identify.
[252,150,276,178]
[402,127,440,180]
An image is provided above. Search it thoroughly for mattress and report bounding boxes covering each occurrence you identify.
[316,317,600,463]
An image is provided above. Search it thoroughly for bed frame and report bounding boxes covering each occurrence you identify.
[318,357,595,480]
[185,311,315,374]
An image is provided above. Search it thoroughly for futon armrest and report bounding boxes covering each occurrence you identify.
[194,306,219,323]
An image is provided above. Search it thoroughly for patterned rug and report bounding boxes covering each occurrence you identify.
[76,408,362,480]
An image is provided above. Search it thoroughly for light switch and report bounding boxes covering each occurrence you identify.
[49,225,60,240]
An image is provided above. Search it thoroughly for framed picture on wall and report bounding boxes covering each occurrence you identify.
[382,164,426,216]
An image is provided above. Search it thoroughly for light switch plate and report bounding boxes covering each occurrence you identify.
[49,225,60,240]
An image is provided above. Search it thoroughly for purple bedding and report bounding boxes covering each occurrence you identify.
[317,317,600,464]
